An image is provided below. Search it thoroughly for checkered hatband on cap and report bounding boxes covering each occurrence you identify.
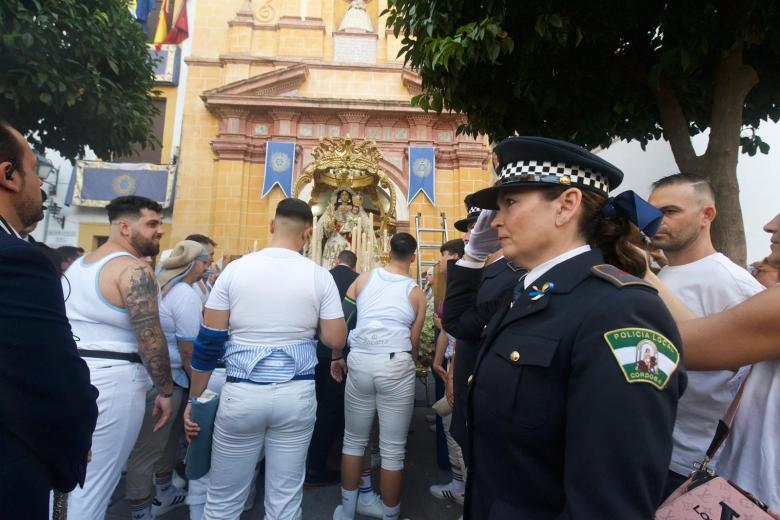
[498,161,610,194]
[467,206,481,214]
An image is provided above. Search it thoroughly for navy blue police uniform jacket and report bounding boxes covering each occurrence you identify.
[0,231,98,519]
[443,256,525,465]
[445,248,687,520]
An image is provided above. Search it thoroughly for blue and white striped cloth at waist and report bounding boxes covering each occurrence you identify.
[223,339,318,383]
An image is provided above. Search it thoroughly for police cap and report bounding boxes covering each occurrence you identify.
[454,194,482,232]
[471,136,624,209]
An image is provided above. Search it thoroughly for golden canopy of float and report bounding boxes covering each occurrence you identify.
[294,137,396,272]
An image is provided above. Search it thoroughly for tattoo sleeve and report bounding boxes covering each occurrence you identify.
[125,264,173,392]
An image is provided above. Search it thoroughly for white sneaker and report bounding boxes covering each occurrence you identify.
[151,488,187,516]
[429,482,465,505]
[333,505,345,520]
[356,492,384,518]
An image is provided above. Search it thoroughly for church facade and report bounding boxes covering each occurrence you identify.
[169,0,492,270]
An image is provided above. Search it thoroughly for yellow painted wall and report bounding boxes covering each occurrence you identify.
[156,85,179,163]
[167,0,493,275]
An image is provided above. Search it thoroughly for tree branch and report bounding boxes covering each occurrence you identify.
[654,77,698,172]
[704,43,759,159]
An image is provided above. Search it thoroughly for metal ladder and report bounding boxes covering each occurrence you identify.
[414,211,448,285]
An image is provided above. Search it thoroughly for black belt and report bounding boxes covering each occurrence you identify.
[78,349,142,364]
[390,351,412,359]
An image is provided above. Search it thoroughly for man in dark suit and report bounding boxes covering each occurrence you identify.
[0,120,98,519]
[306,249,359,485]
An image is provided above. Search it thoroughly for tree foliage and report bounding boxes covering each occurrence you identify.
[385,0,780,264]
[0,0,159,159]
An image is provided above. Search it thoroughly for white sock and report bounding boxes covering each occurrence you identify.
[358,469,374,504]
[341,487,359,520]
[189,503,205,520]
[451,467,465,495]
[155,474,174,498]
[130,501,154,520]
[382,501,401,520]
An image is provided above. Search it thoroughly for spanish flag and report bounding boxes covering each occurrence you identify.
[165,0,189,45]
[152,0,170,50]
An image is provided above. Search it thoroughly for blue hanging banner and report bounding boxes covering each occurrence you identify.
[262,141,296,198]
[407,146,436,205]
[66,160,177,208]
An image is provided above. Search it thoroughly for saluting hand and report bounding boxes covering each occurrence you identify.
[464,210,499,261]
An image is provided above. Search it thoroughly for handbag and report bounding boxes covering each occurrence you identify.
[655,370,775,519]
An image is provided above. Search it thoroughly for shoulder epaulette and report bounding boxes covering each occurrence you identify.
[590,264,655,290]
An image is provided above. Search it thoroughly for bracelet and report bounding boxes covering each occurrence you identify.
[332,357,343,361]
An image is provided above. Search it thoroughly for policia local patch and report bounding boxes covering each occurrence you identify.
[604,328,680,390]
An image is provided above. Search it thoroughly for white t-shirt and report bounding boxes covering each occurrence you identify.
[658,252,763,475]
[206,247,343,345]
[718,359,780,510]
[191,281,210,306]
[159,282,203,388]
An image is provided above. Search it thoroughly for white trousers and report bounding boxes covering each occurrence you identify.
[342,351,416,471]
[68,361,150,519]
[187,369,226,518]
[203,379,316,520]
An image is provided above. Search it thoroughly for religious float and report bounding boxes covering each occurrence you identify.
[294,136,397,272]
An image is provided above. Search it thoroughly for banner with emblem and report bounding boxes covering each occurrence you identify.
[262,141,296,198]
[66,160,177,208]
[407,146,436,205]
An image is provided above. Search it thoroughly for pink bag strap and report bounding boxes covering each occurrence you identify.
[704,368,752,461]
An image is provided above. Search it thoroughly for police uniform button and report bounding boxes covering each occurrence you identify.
[482,325,488,330]
[510,351,521,362]
[467,375,473,384]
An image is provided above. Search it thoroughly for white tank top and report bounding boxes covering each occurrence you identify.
[63,252,139,354]
[348,268,417,355]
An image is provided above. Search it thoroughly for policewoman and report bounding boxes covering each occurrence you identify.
[445,195,525,469]
[446,136,687,519]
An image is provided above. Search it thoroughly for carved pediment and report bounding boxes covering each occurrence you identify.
[401,69,422,96]
[203,64,308,98]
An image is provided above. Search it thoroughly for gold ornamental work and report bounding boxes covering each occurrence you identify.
[294,137,397,272]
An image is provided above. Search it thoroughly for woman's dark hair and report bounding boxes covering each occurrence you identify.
[537,186,647,277]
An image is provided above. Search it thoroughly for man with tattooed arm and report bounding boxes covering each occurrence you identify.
[62,195,174,518]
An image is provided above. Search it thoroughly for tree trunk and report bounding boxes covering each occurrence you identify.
[654,45,757,267]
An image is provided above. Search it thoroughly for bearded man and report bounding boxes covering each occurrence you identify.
[63,195,175,518]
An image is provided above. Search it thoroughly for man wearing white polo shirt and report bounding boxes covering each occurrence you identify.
[186,198,347,520]
[649,174,764,496]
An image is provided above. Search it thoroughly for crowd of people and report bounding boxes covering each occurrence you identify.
[2,117,780,520]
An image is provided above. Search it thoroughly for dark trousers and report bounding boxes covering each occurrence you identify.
[1,445,52,520]
[434,356,449,469]
[662,469,689,500]
[308,357,346,473]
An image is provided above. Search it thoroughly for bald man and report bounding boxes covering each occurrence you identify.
[185,198,347,519]
[649,173,764,497]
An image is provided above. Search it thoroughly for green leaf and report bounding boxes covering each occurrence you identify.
[21,33,33,47]
[39,92,52,104]
[549,14,564,29]
[534,17,545,37]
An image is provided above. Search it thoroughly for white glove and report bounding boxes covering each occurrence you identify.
[463,210,499,261]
